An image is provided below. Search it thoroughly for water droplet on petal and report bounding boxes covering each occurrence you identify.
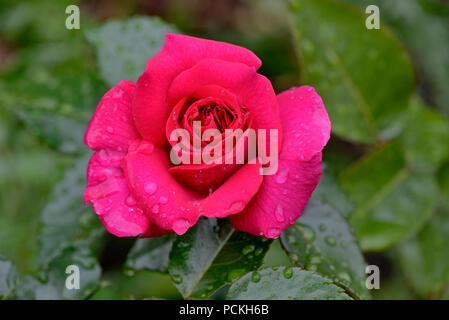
[226,201,245,213]
[274,204,285,222]
[152,204,160,214]
[125,194,136,206]
[159,196,168,204]
[106,126,114,133]
[144,182,157,195]
[139,142,154,155]
[275,168,289,184]
[267,228,281,238]
[173,219,190,235]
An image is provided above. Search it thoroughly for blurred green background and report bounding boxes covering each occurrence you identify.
[0,0,448,300]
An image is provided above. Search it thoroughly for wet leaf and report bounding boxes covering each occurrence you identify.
[168,218,272,299]
[289,0,414,144]
[340,141,438,251]
[226,267,351,300]
[86,16,179,87]
[281,201,370,299]
[125,235,174,273]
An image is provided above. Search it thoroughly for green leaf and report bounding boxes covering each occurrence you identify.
[0,255,18,299]
[0,71,106,153]
[280,201,370,299]
[289,0,414,144]
[311,164,354,218]
[125,235,174,273]
[342,0,449,116]
[226,267,351,300]
[401,97,449,170]
[39,154,104,264]
[168,218,272,299]
[86,16,179,87]
[437,163,449,210]
[397,213,449,299]
[16,242,102,300]
[340,141,438,251]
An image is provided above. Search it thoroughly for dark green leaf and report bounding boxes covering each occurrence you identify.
[0,255,18,299]
[16,242,101,300]
[401,97,449,170]
[281,201,370,299]
[226,267,351,300]
[86,16,179,87]
[0,71,106,153]
[125,235,174,273]
[289,0,414,144]
[397,213,449,298]
[340,141,438,251]
[39,154,104,264]
[342,0,449,116]
[168,218,272,299]
[437,162,449,210]
[311,164,354,218]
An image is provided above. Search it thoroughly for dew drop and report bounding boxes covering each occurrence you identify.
[338,272,352,283]
[274,204,285,222]
[242,245,255,255]
[325,236,337,246]
[251,272,261,283]
[171,274,183,284]
[267,228,281,238]
[152,204,160,214]
[283,267,293,279]
[106,126,114,133]
[300,225,316,241]
[173,219,190,235]
[319,224,327,232]
[125,194,136,206]
[144,182,157,195]
[159,196,168,204]
[254,248,264,256]
[275,168,289,184]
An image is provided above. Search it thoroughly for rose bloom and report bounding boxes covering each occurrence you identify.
[84,34,330,238]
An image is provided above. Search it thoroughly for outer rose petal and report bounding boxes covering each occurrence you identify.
[230,86,331,238]
[133,34,262,146]
[84,80,140,153]
[124,140,263,235]
[84,150,150,237]
[167,59,282,138]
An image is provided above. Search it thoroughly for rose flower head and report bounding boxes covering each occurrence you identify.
[84,34,331,238]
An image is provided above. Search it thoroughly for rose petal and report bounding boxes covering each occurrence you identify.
[124,140,263,234]
[133,34,261,146]
[167,59,282,138]
[85,150,150,237]
[230,86,331,238]
[84,80,140,153]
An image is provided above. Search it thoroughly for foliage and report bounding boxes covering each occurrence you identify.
[1,0,449,300]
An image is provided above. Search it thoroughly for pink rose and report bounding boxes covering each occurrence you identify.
[84,34,330,238]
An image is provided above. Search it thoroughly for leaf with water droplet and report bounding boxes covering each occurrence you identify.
[125,234,174,273]
[227,267,351,300]
[289,0,414,144]
[86,16,180,87]
[168,218,272,299]
[280,201,370,299]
